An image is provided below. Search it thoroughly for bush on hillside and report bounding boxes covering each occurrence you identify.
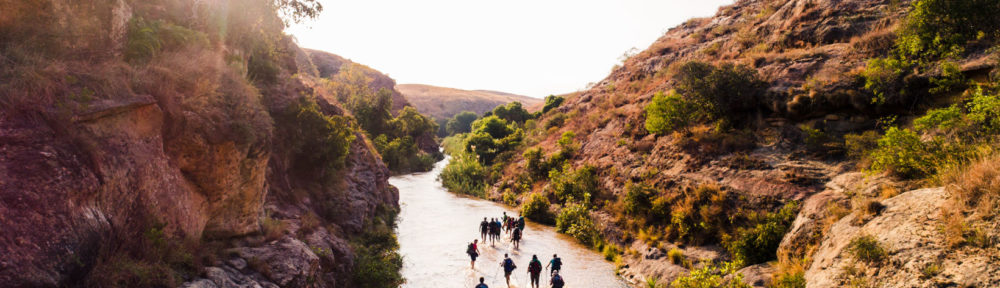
[547,165,600,205]
[869,127,937,179]
[896,0,1000,61]
[724,202,798,265]
[674,61,767,122]
[543,95,565,113]
[624,182,656,216]
[491,101,533,124]
[645,90,702,134]
[847,235,887,264]
[466,116,523,165]
[283,97,355,177]
[666,184,731,245]
[671,260,751,288]
[556,204,601,247]
[521,193,554,225]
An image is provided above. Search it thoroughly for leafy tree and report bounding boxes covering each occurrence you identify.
[644,90,702,134]
[445,111,479,135]
[896,0,1000,61]
[543,95,565,113]
[674,61,767,122]
[724,202,798,265]
[547,165,600,205]
[521,193,554,224]
[390,106,437,139]
[492,101,533,124]
[624,182,656,216]
[466,116,523,165]
[555,204,600,247]
[283,97,355,177]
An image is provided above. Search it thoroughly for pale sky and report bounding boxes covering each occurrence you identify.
[287,0,733,98]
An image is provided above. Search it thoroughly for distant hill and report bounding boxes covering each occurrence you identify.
[396,84,543,121]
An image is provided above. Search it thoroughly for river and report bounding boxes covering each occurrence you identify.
[392,158,629,288]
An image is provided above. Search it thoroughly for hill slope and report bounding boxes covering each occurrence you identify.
[439,0,1000,287]
[397,83,543,120]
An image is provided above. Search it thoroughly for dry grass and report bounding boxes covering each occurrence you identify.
[939,154,1000,247]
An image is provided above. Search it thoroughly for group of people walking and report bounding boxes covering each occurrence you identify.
[480,212,526,248]
[467,212,566,288]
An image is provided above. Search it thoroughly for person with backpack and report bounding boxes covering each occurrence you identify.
[480,217,489,242]
[467,239,480,269]
[511,227,522,249]
[549,271,565,288]
[474,276,489,288]
[500,253,517,287]
[545,254,562,276]
[528,254,543,288]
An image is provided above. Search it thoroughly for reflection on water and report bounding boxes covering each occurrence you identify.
[392,158,628,288]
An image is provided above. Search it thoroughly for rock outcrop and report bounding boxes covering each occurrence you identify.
[0,0,406,286]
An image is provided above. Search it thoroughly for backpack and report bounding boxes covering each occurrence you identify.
[529,260,542,274]
[503,258,516,272]
[551,258,562,269]
[467,243,476,255]
[551,275,564,288]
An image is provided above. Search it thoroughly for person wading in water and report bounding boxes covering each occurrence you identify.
[511,226,522,249]
[467,239,481,269]
[474,276,489,288]
[545,254,562,276]
[550,271,565,288]
[500,253,517,287]
[528,254,543,288]
[480,217,489,242]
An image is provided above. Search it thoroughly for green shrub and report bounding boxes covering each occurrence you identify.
[847,235,887,264]
[543,95,566,113]
[645,90,702,134]
[557,131,578,152]
[624,182,655,216]
[491,101,533,124]
[666,184,730,245]
[870,127,938,179]
[862,57,910,106]
[502,189,518,206]
[440,154,488,197]
[724,202,798,265]
[556,204,601,247]
[914,105,964,131]
[929,61,967,94]
[545,112,567,129]
[547,165,600,205]
[520,193,554,225]
[671,260,751,288]
[466,115,523,165]
[966,86,1000,133]
[351,207,404,288]
[673,61,768,122]
[282,97,355,177]
[895,0,1000,61]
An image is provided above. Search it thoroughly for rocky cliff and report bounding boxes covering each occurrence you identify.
[0,0,406,286]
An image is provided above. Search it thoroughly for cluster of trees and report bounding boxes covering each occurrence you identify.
[325,64,440,173]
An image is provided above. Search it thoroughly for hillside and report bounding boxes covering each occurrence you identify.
[396,83,543,121]
[0,0,426,286]
[439,0,1000,287]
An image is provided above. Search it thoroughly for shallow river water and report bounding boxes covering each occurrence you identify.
[392,158,629,288]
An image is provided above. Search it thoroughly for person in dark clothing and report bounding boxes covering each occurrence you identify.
[550,271,564,288]
[500,253,517,287]
[480,217,489,242]
[475,276,489,288]
[546,254,562,276]
[528,254,543,288]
